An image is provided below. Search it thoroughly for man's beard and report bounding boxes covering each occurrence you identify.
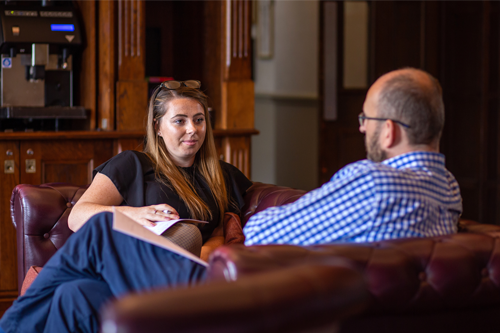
[366,125,388,162]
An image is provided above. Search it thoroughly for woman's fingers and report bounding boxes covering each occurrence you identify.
[153,204,180,219]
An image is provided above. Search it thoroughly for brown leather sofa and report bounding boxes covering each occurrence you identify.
[11,182,500,333]
[10,182,368,332]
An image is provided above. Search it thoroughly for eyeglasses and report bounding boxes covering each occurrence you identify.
[152,80,201,101]
[358,112,411,128]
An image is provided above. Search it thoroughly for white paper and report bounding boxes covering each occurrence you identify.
[145,218,208,236]
[112,208,208,267]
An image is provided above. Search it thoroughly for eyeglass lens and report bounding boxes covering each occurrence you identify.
[358,112,365,126]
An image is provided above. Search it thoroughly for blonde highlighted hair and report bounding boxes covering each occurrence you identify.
[143,85,228,223]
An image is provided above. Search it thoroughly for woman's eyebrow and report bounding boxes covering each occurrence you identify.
[170,112,205,119]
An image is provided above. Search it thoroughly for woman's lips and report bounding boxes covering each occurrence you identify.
[183,140,198,146]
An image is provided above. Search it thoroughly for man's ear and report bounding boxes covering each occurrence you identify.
[380,120,399,149]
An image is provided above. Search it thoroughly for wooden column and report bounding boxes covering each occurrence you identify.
[98,0,116,130]
[221,0,254,130]
[116,0,147,131]
[98,0,147,132]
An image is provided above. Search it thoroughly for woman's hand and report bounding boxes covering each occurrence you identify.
[120,204,180,227]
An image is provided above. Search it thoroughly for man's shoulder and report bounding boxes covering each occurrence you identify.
[334,159,394,180]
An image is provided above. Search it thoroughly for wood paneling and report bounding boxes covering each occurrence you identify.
[222,80,254,129]
[115,0,147,131]
[225,0,252,80]
[223,0,254,130]
[98,0,116,130]
[0,142,19,305]
[116,81,148,131]
[117,0,145,80]
[222,136,252,178]
[439,1,500,224]
[320,1,441,183]
[320,1,500,224]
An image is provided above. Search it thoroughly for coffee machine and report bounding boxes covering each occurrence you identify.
[0,0,85,130]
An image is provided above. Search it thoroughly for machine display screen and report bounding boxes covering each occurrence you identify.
[50,24,74,32]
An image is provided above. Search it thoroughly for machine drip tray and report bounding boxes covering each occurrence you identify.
[0,106,87,119]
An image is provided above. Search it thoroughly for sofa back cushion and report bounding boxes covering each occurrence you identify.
[11,183,86,294]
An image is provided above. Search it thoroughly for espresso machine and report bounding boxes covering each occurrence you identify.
[0,0,85,131]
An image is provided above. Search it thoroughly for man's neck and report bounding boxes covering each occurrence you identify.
[385,143,439,160]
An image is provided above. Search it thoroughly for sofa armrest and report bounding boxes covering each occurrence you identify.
[240,182,306,227]
[10,183,87,294]
[101,263,368,333]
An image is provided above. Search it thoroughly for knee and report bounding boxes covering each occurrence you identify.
[52,280,112,309]
[53,281,83,304]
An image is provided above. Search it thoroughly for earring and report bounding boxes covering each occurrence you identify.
[158,132,161,136]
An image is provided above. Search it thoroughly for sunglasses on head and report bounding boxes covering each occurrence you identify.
[159,80,201,90]
[152,80,202,102]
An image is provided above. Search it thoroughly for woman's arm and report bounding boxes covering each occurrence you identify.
[68,173,179,232]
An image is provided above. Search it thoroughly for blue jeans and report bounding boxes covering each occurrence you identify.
[0,212,207,333]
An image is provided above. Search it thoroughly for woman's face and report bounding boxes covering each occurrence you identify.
[157,98,206,167]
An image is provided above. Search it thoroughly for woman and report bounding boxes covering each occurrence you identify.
[0,81,252,333]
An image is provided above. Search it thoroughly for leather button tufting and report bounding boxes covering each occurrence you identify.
[418,272,427,281]
[481,268,489,277]
[43,233,49,239]
[66,202,73,208]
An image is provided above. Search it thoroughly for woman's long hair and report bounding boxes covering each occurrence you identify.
[143,85,228,223]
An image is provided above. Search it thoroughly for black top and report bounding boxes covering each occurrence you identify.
[93,150,253,243]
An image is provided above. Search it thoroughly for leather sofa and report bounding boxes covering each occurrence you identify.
[10,182,368,332]
[10,182,500,333]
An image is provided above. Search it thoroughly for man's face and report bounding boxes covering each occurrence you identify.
[360,84,388,162]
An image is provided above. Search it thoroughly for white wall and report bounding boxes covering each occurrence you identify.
[252,0,319,191]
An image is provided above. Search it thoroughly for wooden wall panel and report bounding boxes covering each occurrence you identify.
[321,1,441,183]
[98,0,116,130]
[116,0,147,131]
[116,81,148,131]
[222,80,254,129]
[225,0,252,80]
[117,0,145,80]
[218,0,254,130]
[440,1,485,222]
[0,142,19,304]
[223,136,251,178]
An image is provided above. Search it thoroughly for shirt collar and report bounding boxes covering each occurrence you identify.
[381,151,446,169]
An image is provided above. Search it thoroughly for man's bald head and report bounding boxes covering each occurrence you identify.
[373,68,445,146]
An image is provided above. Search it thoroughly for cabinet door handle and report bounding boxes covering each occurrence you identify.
[6,150,13,156]
[25,159,36,173]
[27,149,34,155]
[4,160,14,174]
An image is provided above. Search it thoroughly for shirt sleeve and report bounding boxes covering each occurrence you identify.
[243,163,377,246]
[93,150,149,207]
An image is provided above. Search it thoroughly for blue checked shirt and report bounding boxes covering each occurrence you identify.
[244,152,463,245]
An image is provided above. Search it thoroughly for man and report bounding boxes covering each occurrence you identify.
[244,68,463,245]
